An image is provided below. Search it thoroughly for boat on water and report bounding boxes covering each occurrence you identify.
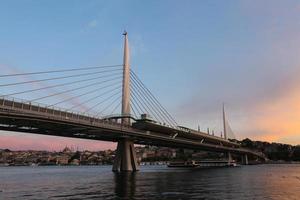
[167,160,238,168]
[167,160,199,168]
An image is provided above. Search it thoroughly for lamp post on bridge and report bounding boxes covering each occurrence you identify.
[112,32,139,172]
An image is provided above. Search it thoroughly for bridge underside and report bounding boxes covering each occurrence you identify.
[0,115,123,143]
[0,111,264,160]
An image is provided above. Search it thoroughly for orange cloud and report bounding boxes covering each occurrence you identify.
[249,86,300,145]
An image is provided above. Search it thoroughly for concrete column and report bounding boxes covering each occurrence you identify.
[241,154,248,165]
[228,152,233,163]
[121,31,130,125]
[113,139,139,172]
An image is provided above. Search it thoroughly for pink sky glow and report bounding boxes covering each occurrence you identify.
[0,132,116,151]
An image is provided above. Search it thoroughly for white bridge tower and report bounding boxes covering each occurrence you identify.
[112,32,139,172]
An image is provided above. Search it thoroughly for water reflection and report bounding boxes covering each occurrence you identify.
[114,172,136,199]
[1,165,300,199]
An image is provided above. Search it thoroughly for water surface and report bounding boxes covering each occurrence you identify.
[0,164,299,199]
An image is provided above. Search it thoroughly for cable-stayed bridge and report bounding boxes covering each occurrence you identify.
[0,32,265,171]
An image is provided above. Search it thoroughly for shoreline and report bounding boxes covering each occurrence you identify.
[1,161,300,167]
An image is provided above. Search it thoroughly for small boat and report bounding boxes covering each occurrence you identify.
[167,160,239,168]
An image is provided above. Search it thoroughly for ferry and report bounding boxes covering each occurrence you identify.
[167,160,199,168]
[167,160,238,168]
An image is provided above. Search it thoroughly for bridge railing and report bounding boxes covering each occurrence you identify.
[0,96,133,130]
[0,96,92,117]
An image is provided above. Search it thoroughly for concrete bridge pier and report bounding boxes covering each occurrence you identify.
[228,152,233,163]
[241,154,249,165]
[112,139,139,172]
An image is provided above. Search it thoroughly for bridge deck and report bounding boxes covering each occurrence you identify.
[0,98,265,158]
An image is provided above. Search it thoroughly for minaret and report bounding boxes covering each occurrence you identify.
[223,103,227,140]
[121,31,131,124]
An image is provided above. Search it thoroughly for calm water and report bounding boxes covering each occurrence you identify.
[0,164,300,200]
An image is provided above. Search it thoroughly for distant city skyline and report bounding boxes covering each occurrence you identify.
[1,0,300,150]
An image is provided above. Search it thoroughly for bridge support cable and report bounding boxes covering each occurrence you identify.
[95,95,122,117]
[130,98,143,118]
[131,82,175,127]
[130,70,178,127]
[109,101,122,116]
[49,84,122,110]
[82,91,122,115]
[131,84,169,125]
[66,85,122,111]
[130,70,178,126]
[130,88,163,123]
[0,64,123,78]
[225,120,236,140]
[130,75,177,127]
[0,68,122,87]
[130,104,139,119]
[130,94,144,116]
[27,76,122,103]
[0,72,122,98]
[0,65,123,116]
[223,104,236,140]
[130,86,163,123]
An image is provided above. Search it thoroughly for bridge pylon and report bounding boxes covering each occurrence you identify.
[113,31,139,172]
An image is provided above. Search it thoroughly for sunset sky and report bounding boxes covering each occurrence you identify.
[1,0,300,151]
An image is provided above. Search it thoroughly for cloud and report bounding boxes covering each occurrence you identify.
[80,19,100,33]
[246,86,300,144]
[128,34,147,58]
[87,19,98,28]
